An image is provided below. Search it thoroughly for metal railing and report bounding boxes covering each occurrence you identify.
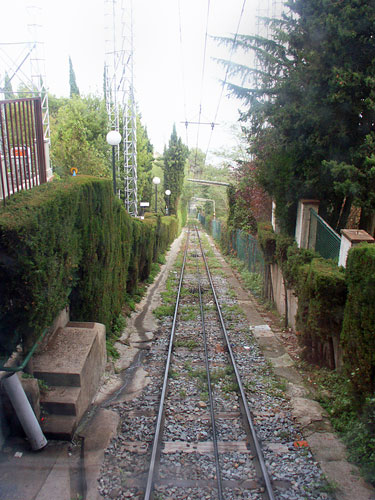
[0,97,47,205]
[308,209,341,261]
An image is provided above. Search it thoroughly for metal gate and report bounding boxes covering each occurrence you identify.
[0,97,47,204]
[308,209,341,260]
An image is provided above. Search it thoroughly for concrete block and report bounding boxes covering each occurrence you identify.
[34,322,107,439]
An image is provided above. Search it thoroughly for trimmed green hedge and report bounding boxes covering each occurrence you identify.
[0,177,178,357]
[295,258,347,368]
[257,223,347,368]
[341,243,375,399]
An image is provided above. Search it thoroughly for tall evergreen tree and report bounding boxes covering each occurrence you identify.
[217,0,375,233]
[69,56,80,98]
[3,72,14,100]
[137,116,154,203]
[163,125,188,215]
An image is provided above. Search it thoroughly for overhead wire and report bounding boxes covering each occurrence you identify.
[204,0,247,162]
[178,0,189,149]
[193,0,211,174]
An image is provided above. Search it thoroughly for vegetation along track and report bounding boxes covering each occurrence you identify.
[98,226,335,500]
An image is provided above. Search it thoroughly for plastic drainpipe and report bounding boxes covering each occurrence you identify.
[2,373,47,450]
[0,328,49,451]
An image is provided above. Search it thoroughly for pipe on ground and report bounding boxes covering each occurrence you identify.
[2,373,47,451]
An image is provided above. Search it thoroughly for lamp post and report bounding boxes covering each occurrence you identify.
[165,189,171,215]
[106,130,122,195]
[152,176,161,213]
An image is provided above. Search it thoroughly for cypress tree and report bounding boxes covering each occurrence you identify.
[69,56,80,98]
[3,72,14,100]
[163,125,188,215]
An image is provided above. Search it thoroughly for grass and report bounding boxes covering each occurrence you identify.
[299,362,375,485]
[221,303,244,320]
[180,304,200,321]
[153,304,175,319]
[226,255,264,297]
[175,338,199,350]
[169,369,179,379]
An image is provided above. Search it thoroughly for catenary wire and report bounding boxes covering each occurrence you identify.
[193,0,211,172]
[178,0,189,149]
[205,0,247,161]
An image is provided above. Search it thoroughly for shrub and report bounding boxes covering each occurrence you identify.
[257,222,277,264]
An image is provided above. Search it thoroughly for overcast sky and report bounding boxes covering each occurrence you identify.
[0,0,262,161]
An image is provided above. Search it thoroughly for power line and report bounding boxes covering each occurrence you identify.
[205,0,247,161]
[193,0,211,172]
[178,0,189,148]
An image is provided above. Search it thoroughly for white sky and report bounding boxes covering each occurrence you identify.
[0,0,260,162]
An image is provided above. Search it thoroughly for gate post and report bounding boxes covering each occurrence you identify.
[295,199,320,248]
[339,229,374,267]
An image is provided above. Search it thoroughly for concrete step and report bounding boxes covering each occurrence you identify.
[33,323,104,388]
[41,414,78,440]
[32,321,106,440]
[40,386,81,416]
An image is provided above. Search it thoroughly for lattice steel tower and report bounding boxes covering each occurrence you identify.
[104,0,137,216]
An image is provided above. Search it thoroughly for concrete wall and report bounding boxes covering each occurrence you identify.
[270,263,298,331]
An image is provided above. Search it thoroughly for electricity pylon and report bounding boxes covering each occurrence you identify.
[104,0,137,216]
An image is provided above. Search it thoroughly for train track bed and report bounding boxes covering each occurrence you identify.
[98,229,334,500]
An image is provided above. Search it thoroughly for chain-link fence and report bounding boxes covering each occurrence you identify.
[308,209,341,261]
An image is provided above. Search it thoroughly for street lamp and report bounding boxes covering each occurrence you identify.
[106,130,122,195]
[165,189,171,215]
[152,176,161,213]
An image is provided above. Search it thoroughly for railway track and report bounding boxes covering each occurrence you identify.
[99,226,334,500]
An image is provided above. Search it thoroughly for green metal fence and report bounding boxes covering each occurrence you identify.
[308,209,341,261]
[231,229,265,274]
[211,219,221,241]
[197,214,264,275]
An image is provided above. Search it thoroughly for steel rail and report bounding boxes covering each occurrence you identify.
[195,226,276,500]
[194,231,224,500]
[143,229,190,500]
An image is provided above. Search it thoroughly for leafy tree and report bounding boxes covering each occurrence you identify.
[163,125,188,214]
[50,95,110,177]
[69,56,80,98]
[218,0,375,233]
[229,160,272,234]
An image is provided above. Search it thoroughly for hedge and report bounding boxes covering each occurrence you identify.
[341,243,375,399]
[0,177,178,358]
[295,258,347,368]
[257,223,347,368]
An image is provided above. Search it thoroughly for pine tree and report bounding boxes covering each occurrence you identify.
[217,0,375,232]
[69,56,80,98]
